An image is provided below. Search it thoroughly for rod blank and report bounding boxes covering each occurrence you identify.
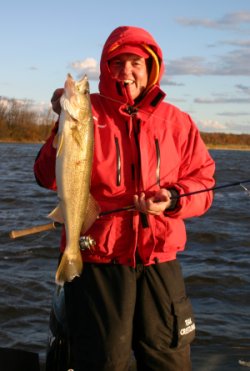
[8,179,250,239]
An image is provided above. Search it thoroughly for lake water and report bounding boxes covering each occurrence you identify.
[0,143,250,370]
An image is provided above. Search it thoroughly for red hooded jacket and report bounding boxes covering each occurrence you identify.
[34,26,215,267]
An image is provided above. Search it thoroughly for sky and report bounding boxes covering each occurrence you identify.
[1,0,250,134]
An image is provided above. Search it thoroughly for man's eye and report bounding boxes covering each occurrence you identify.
[113,61,122,67]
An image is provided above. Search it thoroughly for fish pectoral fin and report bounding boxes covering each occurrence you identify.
[71,125,83,148]
[48,205,64,223]
[80,194,101,234]
[55,248,83,286]
[56,133,64,157]
[61,96,79,120]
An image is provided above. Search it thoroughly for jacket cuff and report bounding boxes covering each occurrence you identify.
[166,188,179,211]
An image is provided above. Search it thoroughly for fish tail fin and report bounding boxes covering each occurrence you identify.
[55,248,83,286]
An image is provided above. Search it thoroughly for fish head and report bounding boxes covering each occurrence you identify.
[75,74,90,95]
[62,74,91,122]
[64,74,89,99]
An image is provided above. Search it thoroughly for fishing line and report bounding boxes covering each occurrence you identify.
[240,183,250,197]
[172,179,250,199]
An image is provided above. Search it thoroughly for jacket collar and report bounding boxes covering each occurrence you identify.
[114,84,166,120]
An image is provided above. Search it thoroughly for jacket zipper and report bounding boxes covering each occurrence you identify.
[155,138,161,185]
[114,136,121,186]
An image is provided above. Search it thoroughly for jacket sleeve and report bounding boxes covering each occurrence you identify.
[165,115,215,220]
[33,121,58,191]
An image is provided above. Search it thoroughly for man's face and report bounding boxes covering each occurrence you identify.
[109,53,148,100]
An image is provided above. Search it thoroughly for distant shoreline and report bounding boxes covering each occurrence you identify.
[206,144,250,151]
[1,140,250,151]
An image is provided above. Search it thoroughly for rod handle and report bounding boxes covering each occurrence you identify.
[9,222,57,239]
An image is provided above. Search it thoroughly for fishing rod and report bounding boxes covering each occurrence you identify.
[100,179,250,215]
[9,179,250,239]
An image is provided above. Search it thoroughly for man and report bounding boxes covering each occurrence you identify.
[34,26,215,371]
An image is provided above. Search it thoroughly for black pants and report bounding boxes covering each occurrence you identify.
[64,260,195,371]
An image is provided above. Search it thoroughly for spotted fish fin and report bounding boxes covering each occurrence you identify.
[80,194,101,234]
[56,133,64,157]
[48,204,64,223]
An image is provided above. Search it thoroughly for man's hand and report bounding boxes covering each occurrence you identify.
[51,88,64,115]
[134,189,172,215]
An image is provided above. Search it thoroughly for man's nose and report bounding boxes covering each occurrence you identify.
[121,61,132,76]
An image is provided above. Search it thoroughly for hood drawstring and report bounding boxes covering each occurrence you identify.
[124,82,135,106]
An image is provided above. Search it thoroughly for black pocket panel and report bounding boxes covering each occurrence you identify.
[171,296,196,349]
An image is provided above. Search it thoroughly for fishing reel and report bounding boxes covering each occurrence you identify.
[79,235,96,251]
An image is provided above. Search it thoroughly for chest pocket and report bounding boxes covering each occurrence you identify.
[114,136,121,186]
[155,138,160,185]
[152,134,181,187]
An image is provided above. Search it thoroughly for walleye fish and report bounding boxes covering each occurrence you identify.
[49,74,99,286]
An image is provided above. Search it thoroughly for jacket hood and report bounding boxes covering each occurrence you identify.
[99,26,165,106]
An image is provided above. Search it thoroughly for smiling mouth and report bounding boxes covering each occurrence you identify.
[123,79,134,86]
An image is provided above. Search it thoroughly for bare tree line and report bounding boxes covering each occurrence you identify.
[0,97,55,142]
[201,132,250,149]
